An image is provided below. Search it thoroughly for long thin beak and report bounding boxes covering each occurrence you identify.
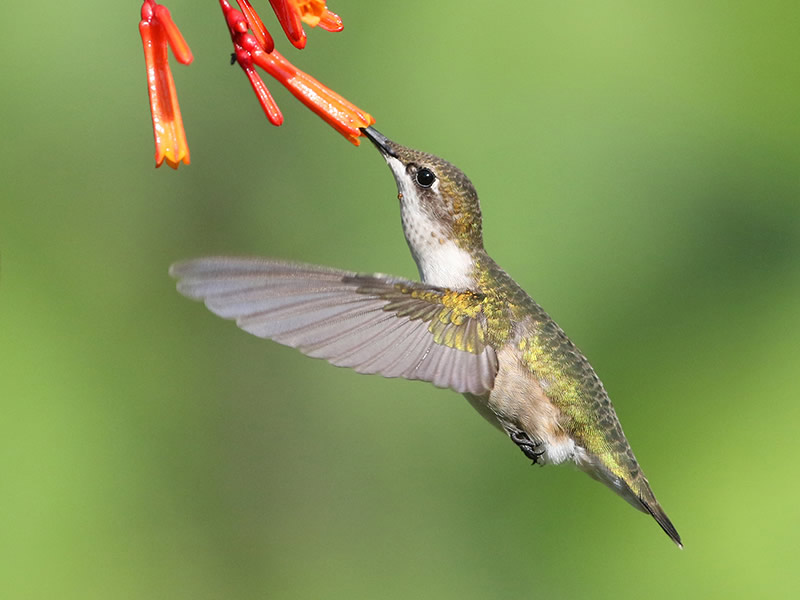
[360,126,398,158]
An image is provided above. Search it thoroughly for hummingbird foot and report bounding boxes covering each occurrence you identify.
[509,430,545,465]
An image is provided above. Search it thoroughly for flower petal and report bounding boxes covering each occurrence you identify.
[269,0,307,49]
[235,0,274,53]
[317,9,343,33]
[236,44,283,125]
[154,4,193,64]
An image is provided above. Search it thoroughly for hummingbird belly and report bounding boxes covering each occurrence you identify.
[464,344,583,467]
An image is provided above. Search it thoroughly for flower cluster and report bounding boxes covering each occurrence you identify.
[139,0,374,169]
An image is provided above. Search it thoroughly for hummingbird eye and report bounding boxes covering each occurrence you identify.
[415,168,436,188]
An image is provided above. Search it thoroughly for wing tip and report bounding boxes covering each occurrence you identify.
[168,260,187,279]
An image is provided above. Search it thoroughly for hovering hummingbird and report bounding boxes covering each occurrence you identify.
[170,127,681,547]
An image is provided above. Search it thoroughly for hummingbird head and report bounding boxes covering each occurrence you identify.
[361,127,484,288]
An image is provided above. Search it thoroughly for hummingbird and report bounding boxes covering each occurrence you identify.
[170,126,681,547]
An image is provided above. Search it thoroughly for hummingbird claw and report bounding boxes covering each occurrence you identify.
[509,430,545,465]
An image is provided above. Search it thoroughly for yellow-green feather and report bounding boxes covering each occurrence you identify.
[473,253,645,494]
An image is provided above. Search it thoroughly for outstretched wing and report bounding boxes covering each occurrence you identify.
[170,257,498,395]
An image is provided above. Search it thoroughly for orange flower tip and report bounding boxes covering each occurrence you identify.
[346,122,371,145]
[289,0,339,29]
[282,1,343,32]
[161,153,190,169]
[318,10,343,32]
[351,119,377,146]
[155,141,191,169]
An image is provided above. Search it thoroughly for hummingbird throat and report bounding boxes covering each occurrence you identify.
[384,155,476,290]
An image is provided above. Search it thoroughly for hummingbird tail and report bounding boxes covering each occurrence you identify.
[577,456,682,547]
[638,493,683,549]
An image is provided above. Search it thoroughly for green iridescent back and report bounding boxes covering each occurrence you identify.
[473,252,647,495]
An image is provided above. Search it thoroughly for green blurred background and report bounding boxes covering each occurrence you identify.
[2,1,799,598]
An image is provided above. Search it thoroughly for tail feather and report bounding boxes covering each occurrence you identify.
[639,495,683,548]
[577,457,682,547]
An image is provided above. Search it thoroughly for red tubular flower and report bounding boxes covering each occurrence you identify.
[252,49,374,145]
[139,0,192,169]
[221,0,374,143]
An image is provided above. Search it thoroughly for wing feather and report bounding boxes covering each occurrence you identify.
[171,257,499,395]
